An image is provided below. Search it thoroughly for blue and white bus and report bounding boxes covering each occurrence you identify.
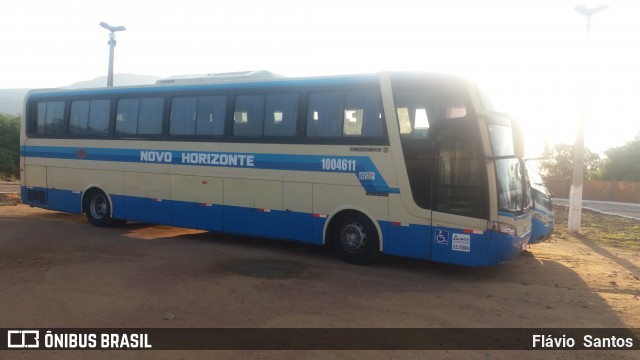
[526,160,555,244]
[20,71,533,266]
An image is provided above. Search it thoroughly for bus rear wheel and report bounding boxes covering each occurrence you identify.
[331,213,379,265]
[84,190,118,227]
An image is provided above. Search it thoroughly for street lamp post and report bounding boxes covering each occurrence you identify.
[568,4,608,234]
[99,22,126,87]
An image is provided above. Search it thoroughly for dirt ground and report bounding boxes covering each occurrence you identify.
[0,198,639,359]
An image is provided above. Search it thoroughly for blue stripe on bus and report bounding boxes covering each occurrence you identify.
[23,186,326,245]
[21,145,400,194]
[22,186,527,266]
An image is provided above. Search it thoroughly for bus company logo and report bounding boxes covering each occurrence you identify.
[435,229,449,245]
[7,330,40,348]
[358,172,376,181]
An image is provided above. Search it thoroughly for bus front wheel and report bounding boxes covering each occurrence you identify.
[331,212,380,265]
[84,190,118,227]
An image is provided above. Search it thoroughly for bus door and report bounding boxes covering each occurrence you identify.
[429,117,489,265]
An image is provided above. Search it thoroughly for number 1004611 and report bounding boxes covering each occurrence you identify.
[321,158,357,172]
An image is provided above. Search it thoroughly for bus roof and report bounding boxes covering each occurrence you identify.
[26,71,469,100]
[156,70,284,84]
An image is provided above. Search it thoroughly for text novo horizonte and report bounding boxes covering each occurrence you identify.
[140,151,254,167]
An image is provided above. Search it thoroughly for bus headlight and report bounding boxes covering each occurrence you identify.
[489,221,517,236]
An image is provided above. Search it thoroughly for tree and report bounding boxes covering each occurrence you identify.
[601,135,640,181]
[539,143,602,179]
[0,114,20,179]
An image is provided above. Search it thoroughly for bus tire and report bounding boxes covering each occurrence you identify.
[331,212,380,265]
[84,190,118,227]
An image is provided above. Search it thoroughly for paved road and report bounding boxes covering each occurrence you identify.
[554,198,640,220]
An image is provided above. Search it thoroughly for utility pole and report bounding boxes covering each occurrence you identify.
[99,22,127,87]
[568,4,609,233]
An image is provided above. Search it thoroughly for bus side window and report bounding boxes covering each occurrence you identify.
[170,96,198,135]
[138,98,164,135]
[87,100,110,134]
[343,91,383,137]
[29,101,66,135]
[263,94,298,137]
[116,98,139,135]
[307,91,382,138]
[70,101,90,134]
[233,95,265,137]
[69,100,110,135]
[116,97,164,135]
[196,96,226,136]
[307,92,344,138]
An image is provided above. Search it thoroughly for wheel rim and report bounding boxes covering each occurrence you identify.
[90,194,108,220]
[340,221,367,253]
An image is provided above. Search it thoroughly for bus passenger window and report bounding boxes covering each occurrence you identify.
[195,96,226,136]
[116,99,139,135]
[307,91,382,138]
[87,100,110,134]
[69,100,110,135]
[307,92,343,137]
[138,98,164,135]
[170,97,198,135]
[31,101,66,135]
[116,97,164,135]
[263,94,298,137]
[343,109,363,135]
[69,101,90,134]
[343,91,382,137]
[233,95,265,137]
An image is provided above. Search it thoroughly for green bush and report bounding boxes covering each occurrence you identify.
[0,114,20,180]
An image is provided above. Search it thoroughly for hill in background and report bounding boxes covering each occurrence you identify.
[64,74,161,89]
[0,89,29,115]
[0,74,160,115]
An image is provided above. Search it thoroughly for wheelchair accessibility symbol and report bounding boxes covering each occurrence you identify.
[435,229,449,245]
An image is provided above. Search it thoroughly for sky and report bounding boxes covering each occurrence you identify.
[3,0,639,156]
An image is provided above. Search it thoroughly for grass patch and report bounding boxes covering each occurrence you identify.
[554,204,640,250]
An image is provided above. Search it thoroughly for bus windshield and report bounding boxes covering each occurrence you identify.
[488,122,532,214]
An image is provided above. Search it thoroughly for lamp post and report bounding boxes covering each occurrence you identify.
[568,4,608,234]
[99,22,126,87]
